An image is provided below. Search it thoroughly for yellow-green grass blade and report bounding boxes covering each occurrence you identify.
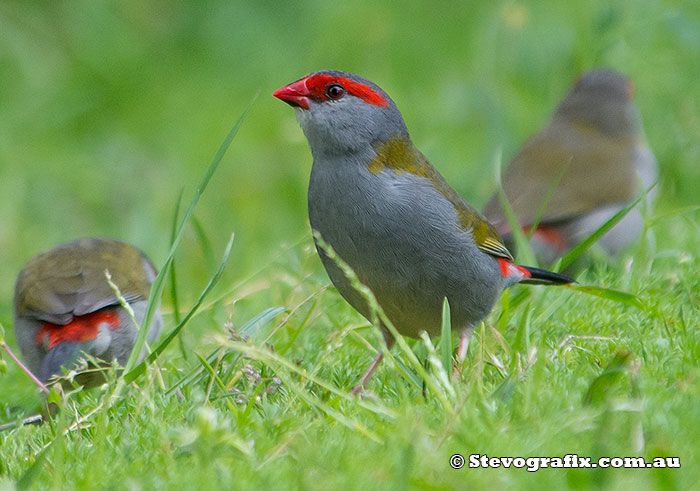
[123,94,257,376]
[558,183,657,271]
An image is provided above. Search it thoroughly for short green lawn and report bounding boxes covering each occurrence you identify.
[1,1,699,489]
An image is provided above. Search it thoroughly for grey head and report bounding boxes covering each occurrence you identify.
[273,70,410,157]
[553,68,641,137]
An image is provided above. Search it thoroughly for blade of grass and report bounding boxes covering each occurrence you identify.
[193,355,255,456]
[240,306,289,337]
[200,234,309,311]
[123,94,257,376]
[524,157,571,242]
[124,232,236,382]
[421,332,454,398]
[265,286,327,347]
[168,190,187,360]
[566,284,647,311]
[391,356,422,389]
[105,269,164,390]
[493,149,536,266]
[439,297,452,380]
[195,352,238,415]
[17,417,68,490]
[192,215,218,272]
[227,340,396,420]
[169,189,184,326]
[276,298,318,355]
[512,308,532,355]
[498,288,510,333]
[164,306,287,396]
[647,205,700,226]
[583,351,632,405]
[558,182,657,271]
[262,358,383,443]
[17,393,93,489]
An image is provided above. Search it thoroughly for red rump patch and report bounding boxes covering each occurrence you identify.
[35,309,121,350]
[514,264,532,278]
[305,74,389,107]
[498,258,510,277]
[497,258,532,279]
[523,225,568,251]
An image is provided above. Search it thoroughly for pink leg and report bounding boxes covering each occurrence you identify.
[456,328,473,362]
[352,351,384,395]
[453,328,473,380]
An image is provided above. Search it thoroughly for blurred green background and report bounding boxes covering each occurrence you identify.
[1,0,698,397]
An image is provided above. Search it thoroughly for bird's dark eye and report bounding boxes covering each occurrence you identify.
[325,83,345,100]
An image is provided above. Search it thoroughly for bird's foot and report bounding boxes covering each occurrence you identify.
[351,351,384,396]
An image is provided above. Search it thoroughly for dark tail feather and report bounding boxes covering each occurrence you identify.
[39,342,82,382]
[519,265,574,285]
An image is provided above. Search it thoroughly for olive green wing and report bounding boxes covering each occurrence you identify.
[15,238,154,325]
[483,120,638,233]
[417,152,514,261]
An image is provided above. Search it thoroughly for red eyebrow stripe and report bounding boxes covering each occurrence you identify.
[305,74,389,107]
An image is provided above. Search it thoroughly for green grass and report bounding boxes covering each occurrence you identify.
[1,0,700,488]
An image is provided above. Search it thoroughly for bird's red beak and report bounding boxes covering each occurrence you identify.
[273,78,311,110]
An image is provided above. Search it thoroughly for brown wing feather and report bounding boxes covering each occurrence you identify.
[15,238,155,324]
[484,118,639,233]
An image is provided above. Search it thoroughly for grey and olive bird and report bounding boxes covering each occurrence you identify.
[483,69,657,264]
[14,237,163,384]
[274,71,572,393]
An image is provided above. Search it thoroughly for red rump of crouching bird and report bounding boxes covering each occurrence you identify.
[13,237,163,383]
[273,70,573,394]
[482,69,657,265]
